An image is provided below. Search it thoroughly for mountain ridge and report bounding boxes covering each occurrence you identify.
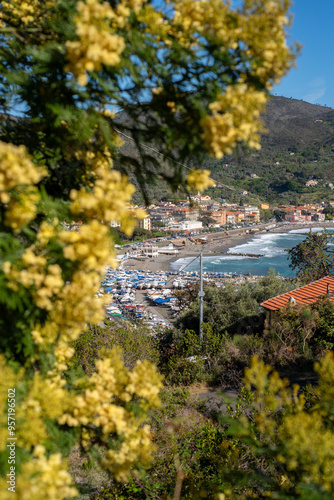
[117,96,334,205]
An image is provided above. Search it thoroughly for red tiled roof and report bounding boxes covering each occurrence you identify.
[260,276,334,311]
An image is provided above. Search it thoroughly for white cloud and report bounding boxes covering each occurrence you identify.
[303,77,327,103]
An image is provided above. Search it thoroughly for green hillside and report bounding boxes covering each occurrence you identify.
[116,96,334,205]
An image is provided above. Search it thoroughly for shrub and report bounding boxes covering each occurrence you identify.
[70,322,159,375]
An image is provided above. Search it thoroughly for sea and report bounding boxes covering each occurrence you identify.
[170,226,334,277]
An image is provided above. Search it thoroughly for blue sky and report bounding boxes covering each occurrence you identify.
[273,0,334,108]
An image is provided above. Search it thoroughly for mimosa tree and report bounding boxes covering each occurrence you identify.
[0,0,296,497]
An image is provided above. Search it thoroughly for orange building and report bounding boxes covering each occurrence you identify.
[210,210,226,225]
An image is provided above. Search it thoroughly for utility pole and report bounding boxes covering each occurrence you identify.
[198,252,204,342]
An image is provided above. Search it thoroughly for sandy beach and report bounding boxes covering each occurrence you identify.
[122,222,334,274]
[123,229,261,273]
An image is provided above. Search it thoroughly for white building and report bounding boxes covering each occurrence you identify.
[168,220,203,232]
[243,205,260,223]
[110,221,121,228]
[138,216,151,231]
[138,244,158,257]
[158,243,179,255]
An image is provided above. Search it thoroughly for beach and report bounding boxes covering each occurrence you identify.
[122,222,334,274]
[123,227,266,273]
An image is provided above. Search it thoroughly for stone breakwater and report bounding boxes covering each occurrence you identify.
[225,252,264,258]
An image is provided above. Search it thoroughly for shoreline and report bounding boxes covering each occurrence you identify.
[123,230,261,273]
[122,223,334,274]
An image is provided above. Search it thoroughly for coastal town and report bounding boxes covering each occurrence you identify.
[74,194,334,330]
[110,194,333,235]
[3,0,334,496]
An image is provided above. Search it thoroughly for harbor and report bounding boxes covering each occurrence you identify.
[97,223,334,329]
[98,266,292,330]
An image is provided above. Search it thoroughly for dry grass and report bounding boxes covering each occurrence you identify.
[68,446,112,499]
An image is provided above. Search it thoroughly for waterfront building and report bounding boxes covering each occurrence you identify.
[168,220,203,232]
[210,209,227,225]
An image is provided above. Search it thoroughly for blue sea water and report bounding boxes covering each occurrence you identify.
[170,227,334,277]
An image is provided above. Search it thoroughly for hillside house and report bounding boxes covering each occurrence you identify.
[305,180,318,187]
[260,276,334,324]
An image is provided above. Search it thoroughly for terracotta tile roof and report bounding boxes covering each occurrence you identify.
[260,276,334,311]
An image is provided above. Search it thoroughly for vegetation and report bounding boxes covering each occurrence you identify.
[0,0,297,497]
[66,270,334,498]
[76,318,334,499]
[175,270,297,337]
[199,215,217,227]
[131,97,334,206]
[287,230,334,284]
[70,322,160,375]
[111,227,169,245]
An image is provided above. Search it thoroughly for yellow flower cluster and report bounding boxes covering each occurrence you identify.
[169,0,293,158]
[60,220,114,271]
[103,424,153,481]
[0,356,22,451]
[29,221,114,363]
[137,5,169,40]
[0,141,46,232]
[70,151,146,235]
[126,359,162,408]
[0,360,69,457]
[171,0,293,87]
[200,84,268,158]
[172,0,237,49]
[3,218,112,365]
[16,375,69,449]
[243,354,334,492]
[4,192,41,233]
[186,169,215,193]
[125,0,147,14]
[31,271,108,364]
[0,0,55,25]
[59,348,162,480]
[74,148,113,186]
[240,0,294,86]
[65,0,126,86]
[36,219,58,246]
[70,169,135,224]
[0,445,77,500]
[4,250,64,311]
